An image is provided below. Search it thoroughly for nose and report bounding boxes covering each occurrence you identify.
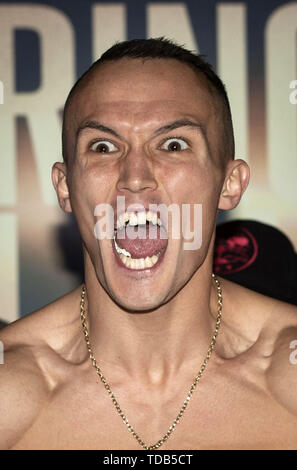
[116,147,158,194]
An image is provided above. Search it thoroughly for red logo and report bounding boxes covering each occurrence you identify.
[214,226,258,275]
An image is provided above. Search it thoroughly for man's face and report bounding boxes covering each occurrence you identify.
[64,58,227,311]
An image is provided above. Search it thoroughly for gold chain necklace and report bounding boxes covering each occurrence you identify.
[80,273,222,450]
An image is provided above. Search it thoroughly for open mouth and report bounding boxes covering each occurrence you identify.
[112,210,168,271]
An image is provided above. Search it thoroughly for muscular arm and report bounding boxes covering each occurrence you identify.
[0,292,83,449]
[0,333,50,449]
[267,325,297,418]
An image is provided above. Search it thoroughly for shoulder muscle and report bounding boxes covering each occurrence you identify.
[0,338,50,449]
[266,323,297,417]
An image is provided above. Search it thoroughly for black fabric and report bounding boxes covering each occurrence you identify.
[214,219,297,305]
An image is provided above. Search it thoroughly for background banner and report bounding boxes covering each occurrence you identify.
[0,0,296,322]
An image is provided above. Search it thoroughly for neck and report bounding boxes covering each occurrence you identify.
[82,254,221,384]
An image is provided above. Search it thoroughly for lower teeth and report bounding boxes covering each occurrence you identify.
[119,252,160,269]
[113,235,161,269]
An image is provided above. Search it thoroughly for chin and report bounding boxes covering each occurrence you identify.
[108,286,170,314]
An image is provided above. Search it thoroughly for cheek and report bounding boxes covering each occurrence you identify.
[67,164,115,245]
[168,160,221,205]
[69,162,114,208]
[168,163,221,253]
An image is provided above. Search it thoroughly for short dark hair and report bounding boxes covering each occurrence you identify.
[62,37,234,164]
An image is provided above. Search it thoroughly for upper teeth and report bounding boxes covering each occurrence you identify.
[116,211,162,230]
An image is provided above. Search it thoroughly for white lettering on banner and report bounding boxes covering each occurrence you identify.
[0,4,75,207]
[92,3,126,60]
[265,3,297,203]
[0,4,75,322]
[217,3,248,163]
[147,3,198,52]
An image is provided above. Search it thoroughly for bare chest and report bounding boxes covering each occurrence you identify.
[11,368,297,450]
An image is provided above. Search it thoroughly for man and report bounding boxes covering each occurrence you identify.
[1,38,297,450]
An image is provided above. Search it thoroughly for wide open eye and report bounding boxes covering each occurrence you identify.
[160,138,189,152]
[90,140,118,153]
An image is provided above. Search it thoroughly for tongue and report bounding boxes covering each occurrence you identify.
[115,223,168,258]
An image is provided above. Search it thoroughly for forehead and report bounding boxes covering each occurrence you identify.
[67,58,217,133]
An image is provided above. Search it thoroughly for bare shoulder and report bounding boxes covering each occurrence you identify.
[264,299,297,417]
[222,278,297,416]
[0,285,83,449]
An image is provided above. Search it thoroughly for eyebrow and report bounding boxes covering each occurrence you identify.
[76,118,204,140]
[76,120,122,139]
[153,119,205,137]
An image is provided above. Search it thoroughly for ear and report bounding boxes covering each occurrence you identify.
[218,159,250,210]
[52,162,72,213]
